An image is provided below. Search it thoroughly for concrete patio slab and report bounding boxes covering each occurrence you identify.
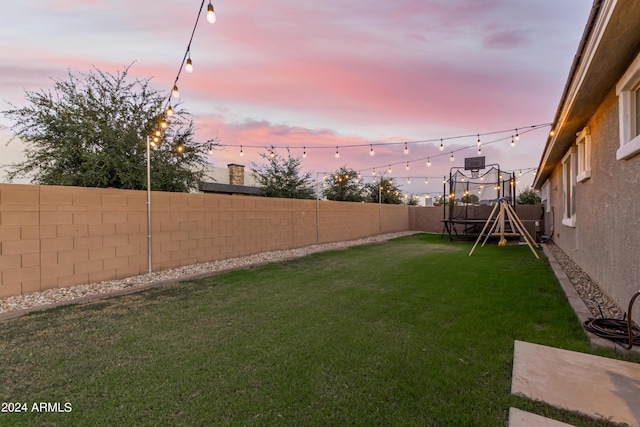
[508,408,575,427]
[511,340,640,426]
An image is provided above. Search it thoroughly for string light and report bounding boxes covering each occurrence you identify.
[477,134,481,146]
[511,136,515,147]
[477,145,482,155]
[404,142,409,155]
[439,139,444,151]
[388,165,392,173]
[239,145,244,157]
[424,178,428,184]
[302,147,307,158]
[185,53,194,73]
[165,105,174,117]
[206,1,216,24]
[369,145,375,156]
[335,146,340,158]
[427,158,431,167]
[172,85,180,99]
[406,162,410,171]
[372,168,376,176]
[515,128,520,140]
[160,119,168,129]
[450,152,454,161]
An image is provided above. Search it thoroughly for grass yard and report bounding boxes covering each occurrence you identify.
[0,233,637,426]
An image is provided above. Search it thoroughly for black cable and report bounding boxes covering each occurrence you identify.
[583,317,640,347]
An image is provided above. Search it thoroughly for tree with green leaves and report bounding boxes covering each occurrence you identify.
[252,147,315,199]
[517,188,542,204]
[323,167,365,202]
[2,66,211,192]
[364,177,403,204]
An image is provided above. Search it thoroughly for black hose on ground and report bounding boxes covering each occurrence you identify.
[583,290,640,349]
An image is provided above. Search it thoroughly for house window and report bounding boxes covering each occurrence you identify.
[576,126,591,182]
[562,148,576,227]
[615,51,640,160]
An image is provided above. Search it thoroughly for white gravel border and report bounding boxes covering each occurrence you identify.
[0,232,419,319]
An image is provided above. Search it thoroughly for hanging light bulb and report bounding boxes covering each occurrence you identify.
[302,147,306,158]
[388,165,392,174]
[206,1,216,24]
[185,55,193,73]
[519,170,522,176]
[477,134,481,146]
[424,178,428,184]
[511,136,515,147]
[165,105,174,117]
[176,143,184,153]
[172,85,180,99]
[406,162,410,171]
[549,129,556,137]
[209,145,214,155]
[427,158,431,167]
[515,129,520,140]
[160,119,168,129]
[154,129,161,137]
[477,145,482,155]
[369,144,375,156]
[239,145,244,157]
[334,147,340,158]
[450,152,454,161]
[269,150,275,158]
[439,139,444,151]
[150,140,157,148]
[404,142,409,155]
[372,168,376,176]
[407,177,411,184]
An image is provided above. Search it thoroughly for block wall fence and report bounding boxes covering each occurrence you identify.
[0,183,544,299]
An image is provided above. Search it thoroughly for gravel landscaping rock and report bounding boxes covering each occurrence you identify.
[0,232,418,315]
[545,242,625,320]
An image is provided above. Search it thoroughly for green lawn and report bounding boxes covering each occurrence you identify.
[0,234,636,426]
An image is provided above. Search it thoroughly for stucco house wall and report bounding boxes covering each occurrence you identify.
[536,0,640,323]
[545,88,640,320]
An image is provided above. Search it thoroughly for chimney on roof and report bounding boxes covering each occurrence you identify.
[228,164,245,186]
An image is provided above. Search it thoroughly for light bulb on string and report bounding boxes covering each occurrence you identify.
[369,145,375,156]
[477,145,482,155]
[269,150,275,158]
[511,136,515,147]
[406,162,410,171]
[165,105,174,117]
[239,145,244,157]
[185,54,193,73]
[519,170,522,176]
[334,147,340,158]
[439,139,444,151]
[372,168,376,176]
[450,152,454,162]
[515,129,520,140]
[160,119,168,129]
[209,146,214,155]
[404,142,409,155]
[424,178,428,184]
[206,1,216,24]
[172,85,180,99]
[302,147,307,158]
[477,134,481,146]
[154,129,162,137]
[387,165,392,174]
[427,158,431,167]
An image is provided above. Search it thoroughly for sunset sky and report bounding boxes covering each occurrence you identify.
[0,0,593,196]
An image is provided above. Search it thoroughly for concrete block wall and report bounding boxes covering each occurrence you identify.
[0,184,414,298]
